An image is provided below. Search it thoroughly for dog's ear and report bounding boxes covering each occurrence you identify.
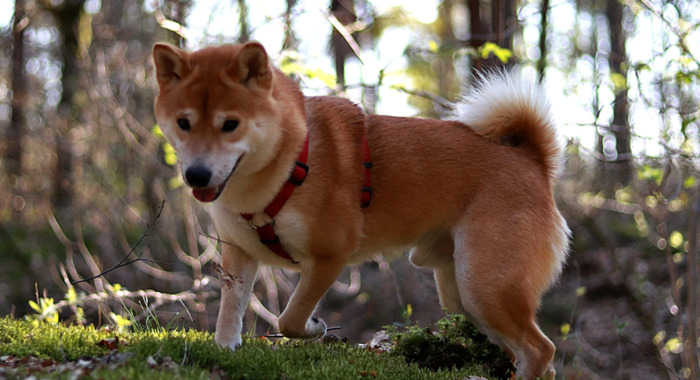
[153,43,190,89]
[231,42,273,94]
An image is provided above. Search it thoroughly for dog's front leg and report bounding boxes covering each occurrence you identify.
[278,255,347,339]
[214,243,259,350]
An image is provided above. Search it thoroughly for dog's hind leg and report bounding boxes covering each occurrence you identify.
[277,254,348,339]
[451,218,559,380]
[433,261,518,363]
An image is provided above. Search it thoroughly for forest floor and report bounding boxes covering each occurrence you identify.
[0,315,509,380]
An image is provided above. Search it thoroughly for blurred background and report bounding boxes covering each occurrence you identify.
[1,0,699,378]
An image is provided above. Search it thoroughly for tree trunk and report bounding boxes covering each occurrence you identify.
[330,0,357,88]
[237,0,249,42]
[282,0,298,50]
[599,0,632,188]
[47,0,86,216]
[468,0,516,72]
[437,0,457,99]
[7,0,27,187]
[537,0,550,81]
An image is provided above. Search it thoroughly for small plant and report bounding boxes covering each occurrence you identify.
[26,296,59,326]
[388,313,515,379]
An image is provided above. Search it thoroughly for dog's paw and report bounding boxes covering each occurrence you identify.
[305,316,327,339]
[542,365,556,380]
[214,332,242,351]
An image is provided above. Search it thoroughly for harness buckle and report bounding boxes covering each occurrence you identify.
[361,186,373,208]
[248,217,275,229]
[288,161,309,186]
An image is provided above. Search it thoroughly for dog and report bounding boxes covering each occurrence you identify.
[152,41,569,380]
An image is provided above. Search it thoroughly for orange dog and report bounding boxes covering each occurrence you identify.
[152,42,569,379]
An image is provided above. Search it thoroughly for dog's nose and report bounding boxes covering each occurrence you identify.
[185,165,212,188]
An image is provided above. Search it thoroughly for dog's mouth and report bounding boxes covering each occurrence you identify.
[192,184,226,203]
[190,156,242,203]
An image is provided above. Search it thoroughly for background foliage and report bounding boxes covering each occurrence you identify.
[1,0,699,378]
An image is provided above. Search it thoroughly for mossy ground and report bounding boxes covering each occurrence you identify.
[0,315,501,379]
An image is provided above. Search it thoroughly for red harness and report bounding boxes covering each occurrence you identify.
[241,133,372,264]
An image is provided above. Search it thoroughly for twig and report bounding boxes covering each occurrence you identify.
[263,326,342,339]
[71,201,170,285]
[637,0,699,65]
[618,333,680,379]
[199,232,236,247]
[323,8,364,64]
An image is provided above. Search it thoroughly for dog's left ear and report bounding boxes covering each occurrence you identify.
[153,43,190,89]
[230,42,273,94]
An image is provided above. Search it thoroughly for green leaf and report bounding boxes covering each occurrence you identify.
[560,323,571,340]
[683,176,696,189]
[163,143,177,166]
[610,72,627,93]
[151,125,164,138]
[428,40,439,53]
[479,42,512,64]
[66,286,78,303]
[637,164,663,185]
[29,300,41,313]
[614,316,628,333]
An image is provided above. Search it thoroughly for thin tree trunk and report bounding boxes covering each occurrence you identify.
[237,0,249,42]
[330,0,357,88]
[468,0,514,72]
[537,0,549,81]
[468,0,487,72]
[282,0,298,50]
[48,0,86,216]
[8,0,27,191]
[686,183,700,380]
[605,0,632,187]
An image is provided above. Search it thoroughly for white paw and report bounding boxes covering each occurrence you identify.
[215,332,241,351]
[305,316,327,338]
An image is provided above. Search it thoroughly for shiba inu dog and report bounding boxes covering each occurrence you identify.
[152,41,569,379]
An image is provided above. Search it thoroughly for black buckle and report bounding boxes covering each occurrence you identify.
[364,161,373,169]
[260,235,281,245]
[361,186,373,208]
[288,161,309,186]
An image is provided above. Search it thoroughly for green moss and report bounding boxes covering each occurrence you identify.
[0,316,114,360]
[388,313,514,379]
[0,316,492,379]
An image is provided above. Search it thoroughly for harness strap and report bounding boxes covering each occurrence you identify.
[241,132,372,264]
[361,135,373,208]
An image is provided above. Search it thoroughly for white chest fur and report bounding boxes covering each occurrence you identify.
[212,206,310,268]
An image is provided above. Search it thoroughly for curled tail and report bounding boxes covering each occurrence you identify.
[452,69,563,183]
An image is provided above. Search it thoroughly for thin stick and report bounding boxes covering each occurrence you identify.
[71,201,169,285]
[263,326,342,339]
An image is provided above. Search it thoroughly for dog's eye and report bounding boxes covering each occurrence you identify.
[222,119,239,132]
[177,118,191,131]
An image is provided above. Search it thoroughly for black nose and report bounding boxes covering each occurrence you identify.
[185,165,212,188]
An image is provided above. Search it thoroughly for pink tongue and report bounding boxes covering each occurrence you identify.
[192,188,218,203]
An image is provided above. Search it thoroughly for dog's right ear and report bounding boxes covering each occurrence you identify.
[153,43,190,89]
[229,42,273,95]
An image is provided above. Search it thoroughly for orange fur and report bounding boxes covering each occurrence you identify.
[153,42,569,380]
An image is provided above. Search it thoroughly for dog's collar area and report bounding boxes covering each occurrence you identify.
[241,132,372,264]
[241,136,309,264]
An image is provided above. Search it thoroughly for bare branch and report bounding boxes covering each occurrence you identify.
[71,201,170,285]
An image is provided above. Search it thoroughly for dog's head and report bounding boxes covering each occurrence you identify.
[152,42,303,203]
